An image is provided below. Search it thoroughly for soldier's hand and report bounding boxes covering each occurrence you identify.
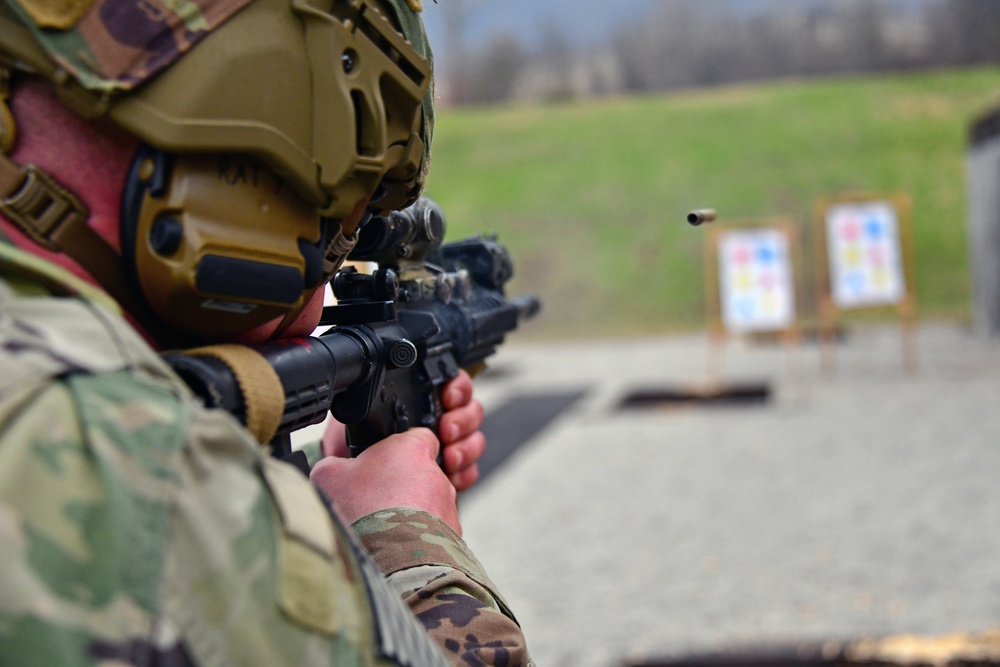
[319,369,486,492]
[310,428,461,534]
[438,369,485,492]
